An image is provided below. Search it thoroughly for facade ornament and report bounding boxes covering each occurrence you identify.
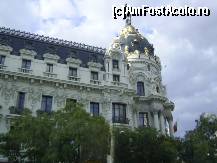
[87,61,103,69]
[66,57,81,67]
[20,49,37,59]
[144,47,149,55]
[125,46,129,54]
[1,83,18,104]
[54,91,67,108]
[0,44,13,55]
[43,53,60,64]
[113,42,120,49]
[28,88,42,109]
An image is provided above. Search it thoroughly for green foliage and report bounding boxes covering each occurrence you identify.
[181,115,217,163]
[113,127,179,163]
[0,102,110,162]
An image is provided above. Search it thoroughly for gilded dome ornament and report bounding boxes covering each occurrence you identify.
[144,47,149,55]
[125,45,129,54]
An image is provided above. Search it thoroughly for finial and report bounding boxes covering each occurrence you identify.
[125,4,131,26]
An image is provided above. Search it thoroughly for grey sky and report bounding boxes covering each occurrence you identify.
[0,0,216,136]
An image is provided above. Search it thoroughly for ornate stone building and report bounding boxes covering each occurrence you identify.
[0,19,174,139]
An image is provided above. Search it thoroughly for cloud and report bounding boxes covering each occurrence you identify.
[0,0,216,137]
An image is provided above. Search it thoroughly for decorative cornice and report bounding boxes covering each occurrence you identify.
[0,27,106,54]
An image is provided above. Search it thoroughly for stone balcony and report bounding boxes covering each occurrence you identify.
[0,64,6,70]
[43,72,57,78]
[90,79,101,85]
[68,75,80,82]
[18,68,32,74]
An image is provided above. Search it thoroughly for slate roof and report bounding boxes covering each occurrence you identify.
[0,27,106,69]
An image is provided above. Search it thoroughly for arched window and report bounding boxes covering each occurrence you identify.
[156,86,160,93]
[137,82,145,96]
[147,64,150,71]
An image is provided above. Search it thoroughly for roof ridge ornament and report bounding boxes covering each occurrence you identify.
[0,26,106,54]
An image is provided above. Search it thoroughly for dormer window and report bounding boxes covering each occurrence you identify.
[91,71,98,80]
[44,63,56,78]
[137,82,145,96]
[69,67,77,77]
[22,59,31,69]
[46,63,53,73]
[0,55,5,65]
[112,59,119,69]
[20,59,31,73]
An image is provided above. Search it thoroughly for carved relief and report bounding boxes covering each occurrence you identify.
[1,82,18,104]
[55,93,67,108]
[129,72,149,85]
[28,87,42,109]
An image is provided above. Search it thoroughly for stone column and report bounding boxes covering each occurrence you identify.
[153,112,160,130]
[160,112,165,134]
[168,119,174,137]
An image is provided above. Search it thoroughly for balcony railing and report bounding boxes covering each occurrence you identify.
[43,72,57,78]
[19,68,32,73]
[90,79,101,85]
[112,116,129,124]
[68,75,80,81]
[0,64,6,70]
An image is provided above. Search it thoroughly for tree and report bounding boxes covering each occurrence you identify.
[113,127,179,163]
[181,114,217,163]
[0,102,110,163]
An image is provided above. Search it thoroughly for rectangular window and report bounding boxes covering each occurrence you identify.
[139,112,149,127]
[90,102,99,116]
[41,95,53,112]
[112,103,127,124]
[137,82,145,96]
[22,59,31,69]
[46,63,53,73]
[113,74,120,82]
[66,98,77,106]
[17,92,25,111]
[112,60,119,69]
[91,71,98,80]
[69,67,77,77]
[0,55,5,65]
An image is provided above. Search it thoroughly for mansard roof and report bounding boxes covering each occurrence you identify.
[0,27,106,69]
